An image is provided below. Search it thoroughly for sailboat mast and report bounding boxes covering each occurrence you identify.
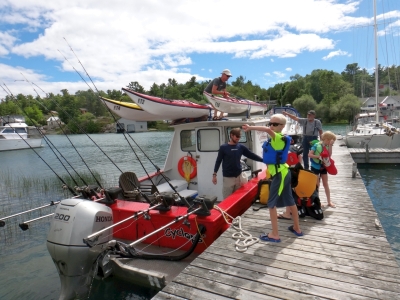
[373,0,379,124]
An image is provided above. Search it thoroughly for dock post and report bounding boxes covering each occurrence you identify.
[352,162,357,178]
[365,144,369,163]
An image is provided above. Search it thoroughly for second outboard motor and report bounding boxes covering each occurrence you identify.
[46,199,113,300]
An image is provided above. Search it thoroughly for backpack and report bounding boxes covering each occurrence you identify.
[252,178,271,211]
[294,189,324,220]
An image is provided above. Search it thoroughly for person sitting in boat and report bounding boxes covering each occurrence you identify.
[242,114,303,242]
[204,69,232,120]
[308,131,337,208]
[282,109,323,170]
[212,128,263,198]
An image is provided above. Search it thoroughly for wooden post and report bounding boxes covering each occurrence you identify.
[365,144,369,163]
[352,162,357,178]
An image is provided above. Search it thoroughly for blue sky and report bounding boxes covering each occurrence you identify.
[1,0,400,99]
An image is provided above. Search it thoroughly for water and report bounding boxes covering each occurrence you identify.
[1,127,399,300]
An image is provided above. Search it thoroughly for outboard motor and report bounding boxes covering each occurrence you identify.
[46,199,113,300]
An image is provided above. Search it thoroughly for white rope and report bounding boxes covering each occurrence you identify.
[213,206,258,252]
[231,216,259,252]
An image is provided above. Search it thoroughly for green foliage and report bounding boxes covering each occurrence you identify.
[292,94,317,116]
[2,61,399,127]
[67,112,101,134]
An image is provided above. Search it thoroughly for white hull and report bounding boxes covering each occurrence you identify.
[203,92,267,114]
[0,138,43,151]
[345,133,400,148]
[346,122,400,148]
[100,97,162,121]
[123,89,211,119]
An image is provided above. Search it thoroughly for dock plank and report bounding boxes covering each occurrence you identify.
[153,140,400,299]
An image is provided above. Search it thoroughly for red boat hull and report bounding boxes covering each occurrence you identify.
[110,175,264,253]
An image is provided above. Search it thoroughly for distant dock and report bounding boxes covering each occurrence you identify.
[348,147,400,164]
[152,140,400,299]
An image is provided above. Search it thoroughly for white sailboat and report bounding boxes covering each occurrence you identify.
[345,0,400,149]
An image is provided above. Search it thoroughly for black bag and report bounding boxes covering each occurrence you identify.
[294,189,324,220]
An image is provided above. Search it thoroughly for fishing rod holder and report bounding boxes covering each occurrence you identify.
[99,187,122,204]
[188,195,217,216]
[75,185,101,199]
[151,192,177,211]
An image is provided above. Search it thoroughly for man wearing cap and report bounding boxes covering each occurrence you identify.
[282,110,323,170]
[204,69,232,119]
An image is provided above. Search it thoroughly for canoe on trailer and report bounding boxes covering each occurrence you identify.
[122,88,212,119]
[203,91,268,114]
[100,97,162,121]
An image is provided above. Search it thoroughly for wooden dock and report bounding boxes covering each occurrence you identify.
[152,141,400,299]
[348,147,400,163]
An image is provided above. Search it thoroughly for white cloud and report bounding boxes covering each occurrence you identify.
[273,71,286,78]
[0,0,398,94]
[322,49,350,60]
[286,67,292,71]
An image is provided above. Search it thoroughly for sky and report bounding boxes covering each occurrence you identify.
[1,0,400,100]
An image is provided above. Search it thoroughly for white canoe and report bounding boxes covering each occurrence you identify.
[203,91,267,114]
[122,88,212,119]
[100,97,162,121]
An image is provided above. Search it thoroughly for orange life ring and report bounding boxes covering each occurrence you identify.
[178,156,197,180]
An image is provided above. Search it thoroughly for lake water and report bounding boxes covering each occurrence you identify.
[1,126,399,299]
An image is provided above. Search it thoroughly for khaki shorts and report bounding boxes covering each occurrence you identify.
[222,175,241,199]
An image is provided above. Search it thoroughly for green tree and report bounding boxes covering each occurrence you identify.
[292,94,317,116]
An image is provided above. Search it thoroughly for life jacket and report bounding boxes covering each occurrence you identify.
[293,169,318,198]
[262,135,291,165]
[311,142,324,164]
[293,189,324,220]
[320,147,338,175]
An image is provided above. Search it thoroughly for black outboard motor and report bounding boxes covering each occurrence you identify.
[46,199,113,300]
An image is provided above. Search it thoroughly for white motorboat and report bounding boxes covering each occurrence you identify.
[0,116,43,151]
[203,91,267,114]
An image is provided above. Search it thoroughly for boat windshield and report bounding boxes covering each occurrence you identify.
[15,127,27,134]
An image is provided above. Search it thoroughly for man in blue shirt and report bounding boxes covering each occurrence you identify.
[212,128,263,198]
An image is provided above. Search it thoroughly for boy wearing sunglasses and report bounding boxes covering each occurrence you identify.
[243,114,303,242]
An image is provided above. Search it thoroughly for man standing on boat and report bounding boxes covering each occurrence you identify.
[204,69,232,120]
[282,110,323,170]
[212,128,263,198]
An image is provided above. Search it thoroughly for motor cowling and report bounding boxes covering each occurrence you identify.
[46,199,113,300]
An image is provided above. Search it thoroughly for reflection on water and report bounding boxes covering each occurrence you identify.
[358,164,400,264]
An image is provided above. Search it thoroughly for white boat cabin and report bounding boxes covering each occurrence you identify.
[158,118,269,201]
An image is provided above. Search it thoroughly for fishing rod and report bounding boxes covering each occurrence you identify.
[18,74,100,188]
[129,206,202,247]
[59,45,159,182]
[0,201,60,227]
[2,82,86,190]
[62,38,191,207]
[0,84,78,197]
[18,196,106,231]
[83,202,163,247]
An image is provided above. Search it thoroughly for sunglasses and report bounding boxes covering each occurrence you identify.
[268,122,283,127]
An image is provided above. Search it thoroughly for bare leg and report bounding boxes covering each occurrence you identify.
[321,174,335,207]
[278,207,292,219]
[268,207,280,240]
[288,205,302,233]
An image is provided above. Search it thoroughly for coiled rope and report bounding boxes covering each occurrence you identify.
[213,206,258,252]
